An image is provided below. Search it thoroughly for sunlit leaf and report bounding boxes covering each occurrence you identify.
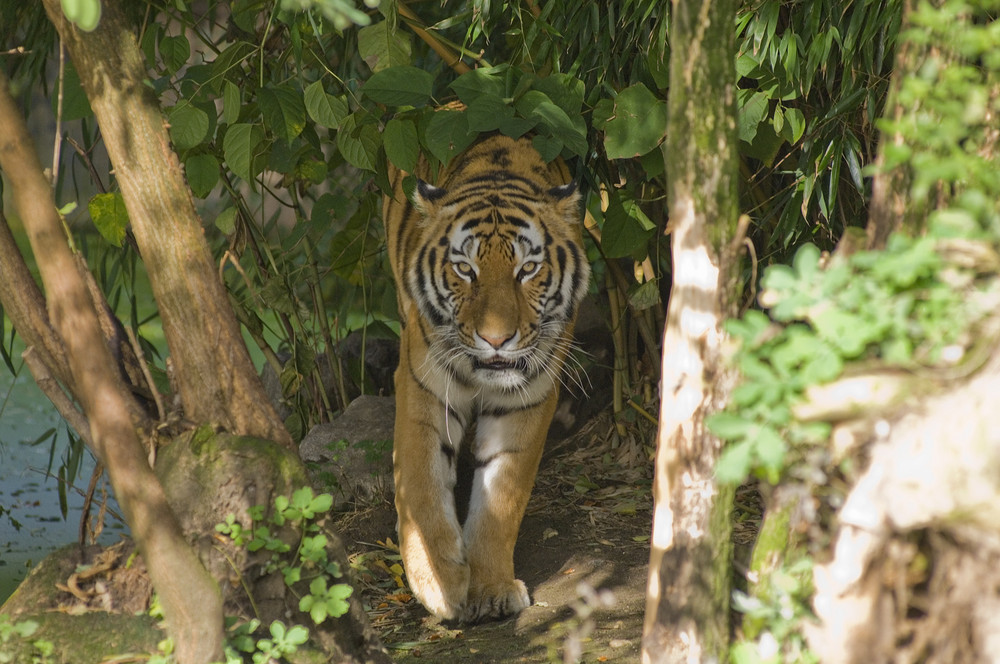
[88,192,129,247]
[603,84,667,159]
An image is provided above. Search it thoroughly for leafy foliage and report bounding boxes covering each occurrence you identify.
[214,487,350,661]
[1,0,912,438]
[0,614,54,663]
[720,1,1000,660]
[736,0,901,255]
[710,227,990,484]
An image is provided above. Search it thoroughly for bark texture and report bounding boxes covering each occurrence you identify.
[40,0,292,449]
[0,68,225,664]
[0,211,73,392]
[642,1,740,662]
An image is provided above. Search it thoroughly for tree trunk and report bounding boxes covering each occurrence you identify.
[0,68,225,664]
[866,0,937,249]
[40,0,291,449]
[642,1,741,662]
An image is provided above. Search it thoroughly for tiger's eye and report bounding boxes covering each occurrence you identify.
[453,261,475,278]
[518,261,538,279]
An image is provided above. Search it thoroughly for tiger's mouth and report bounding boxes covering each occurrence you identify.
[472,355,528,373]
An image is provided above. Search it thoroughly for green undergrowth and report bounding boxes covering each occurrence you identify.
[146,487,350,663]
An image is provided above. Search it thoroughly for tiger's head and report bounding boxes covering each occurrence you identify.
[407,172,590,393]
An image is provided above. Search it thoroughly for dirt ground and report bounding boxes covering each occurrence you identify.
[334,414,654,664]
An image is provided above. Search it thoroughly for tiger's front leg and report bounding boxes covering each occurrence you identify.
[461,394,558,622]
[392,344,470,620]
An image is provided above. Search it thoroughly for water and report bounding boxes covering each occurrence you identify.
[0,353,123,603]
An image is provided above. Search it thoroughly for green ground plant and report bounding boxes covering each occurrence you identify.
[211,486,350,662]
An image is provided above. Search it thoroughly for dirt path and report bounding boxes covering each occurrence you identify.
[333,417,652,663]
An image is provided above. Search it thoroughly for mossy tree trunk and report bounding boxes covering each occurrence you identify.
[40,0,292,449]
[642,0,741,662]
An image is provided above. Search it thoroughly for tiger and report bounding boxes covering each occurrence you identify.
[382,134,591,622]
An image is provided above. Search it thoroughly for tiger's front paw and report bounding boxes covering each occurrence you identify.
[400,529,470,620]
[462,579,530,623]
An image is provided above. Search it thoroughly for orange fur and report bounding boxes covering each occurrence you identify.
[383,135,589,621]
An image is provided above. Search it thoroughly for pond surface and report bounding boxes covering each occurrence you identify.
[0,355,123,603]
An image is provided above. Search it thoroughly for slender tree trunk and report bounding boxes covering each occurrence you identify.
[866,0,930,249]
[40,0,292,449]
[642,1,741,662]
[0,68,225,664]
[0,210,73,393]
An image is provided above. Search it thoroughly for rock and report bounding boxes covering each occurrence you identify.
[300,395,395,509]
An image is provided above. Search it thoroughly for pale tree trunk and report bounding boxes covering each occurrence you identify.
[0,69,225,664]
[40,0,291,449]
[642,0,741,662]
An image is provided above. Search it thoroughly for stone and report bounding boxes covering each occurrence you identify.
[300,395,395,509]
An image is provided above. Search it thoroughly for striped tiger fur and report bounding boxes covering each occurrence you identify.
[383,134,591,622]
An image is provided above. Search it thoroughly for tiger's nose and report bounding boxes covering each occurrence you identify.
[477,330,516,350]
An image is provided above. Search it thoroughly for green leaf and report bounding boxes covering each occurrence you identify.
[752,424,786,473]
[223,81,241,125]
[304,81,348,129]
[532,134,562,162]
[337,113,381,171]
[792,243,821,279]
[497,115,538,138]
[54,62,92,121]
[383,118,419,172]
[705,412,753,441]
[259,84,307,143]
[601,195,655,259]
[465,95,515,133]
[212,41,255,87]
[168,103,209,151]
[603,84,667,159]
[285,624,310,645]
[782,107,806,143]
[215,207,237,235]
[159,34,190,74]
[325,583,353,617]
[591,98,614,130]
[88,193,129,247]
[184,153,219,198]
[361,65,434,106]
[628,279,661,311]
[738,90,769,144]
[424,110,475,166]
[357,20,412,72]
[716,439,754,484]
[450,66,508,104]
[515,91,587,157]
[531,73,585,117]
[292,486,314,509]
[223,123,266,183]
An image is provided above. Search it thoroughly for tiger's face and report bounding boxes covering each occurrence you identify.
[407,179,589,393]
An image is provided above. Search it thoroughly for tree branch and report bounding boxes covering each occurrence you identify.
[0,67,224,664]
[397,1,473,75]
[41,0,292,449]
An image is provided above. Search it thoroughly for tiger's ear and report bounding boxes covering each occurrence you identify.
[548,181,578,200]
[548,180,581,219]
[412,179,447,214]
